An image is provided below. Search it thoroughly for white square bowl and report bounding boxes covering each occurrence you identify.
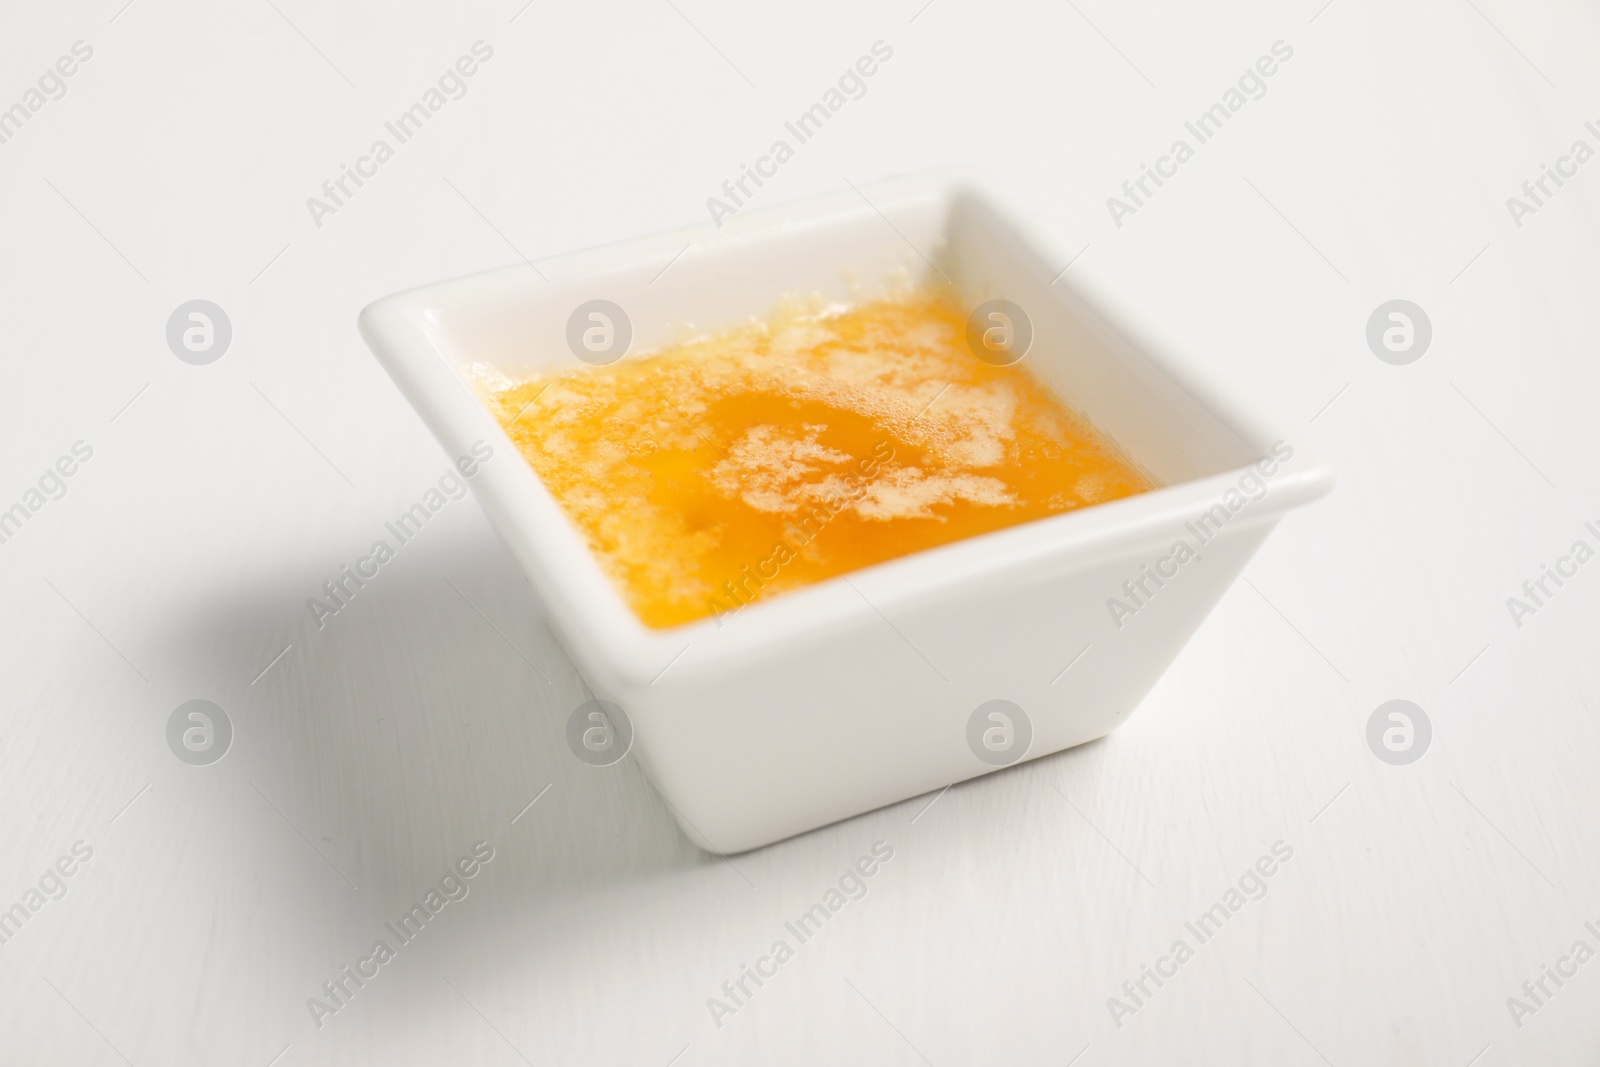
[359,172,1333,854]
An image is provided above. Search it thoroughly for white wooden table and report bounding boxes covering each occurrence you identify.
[3,1,1598,1063]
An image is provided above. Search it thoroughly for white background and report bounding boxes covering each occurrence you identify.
[2,0,1599,1064]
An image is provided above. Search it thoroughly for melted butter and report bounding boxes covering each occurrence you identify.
[488,290,1154,628]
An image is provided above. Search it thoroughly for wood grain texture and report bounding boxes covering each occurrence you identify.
[1,1,1598,1064]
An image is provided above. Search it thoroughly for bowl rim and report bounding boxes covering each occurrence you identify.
[359,171,1334,687]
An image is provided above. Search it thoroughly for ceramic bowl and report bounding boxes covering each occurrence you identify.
[359,172,1333,854]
